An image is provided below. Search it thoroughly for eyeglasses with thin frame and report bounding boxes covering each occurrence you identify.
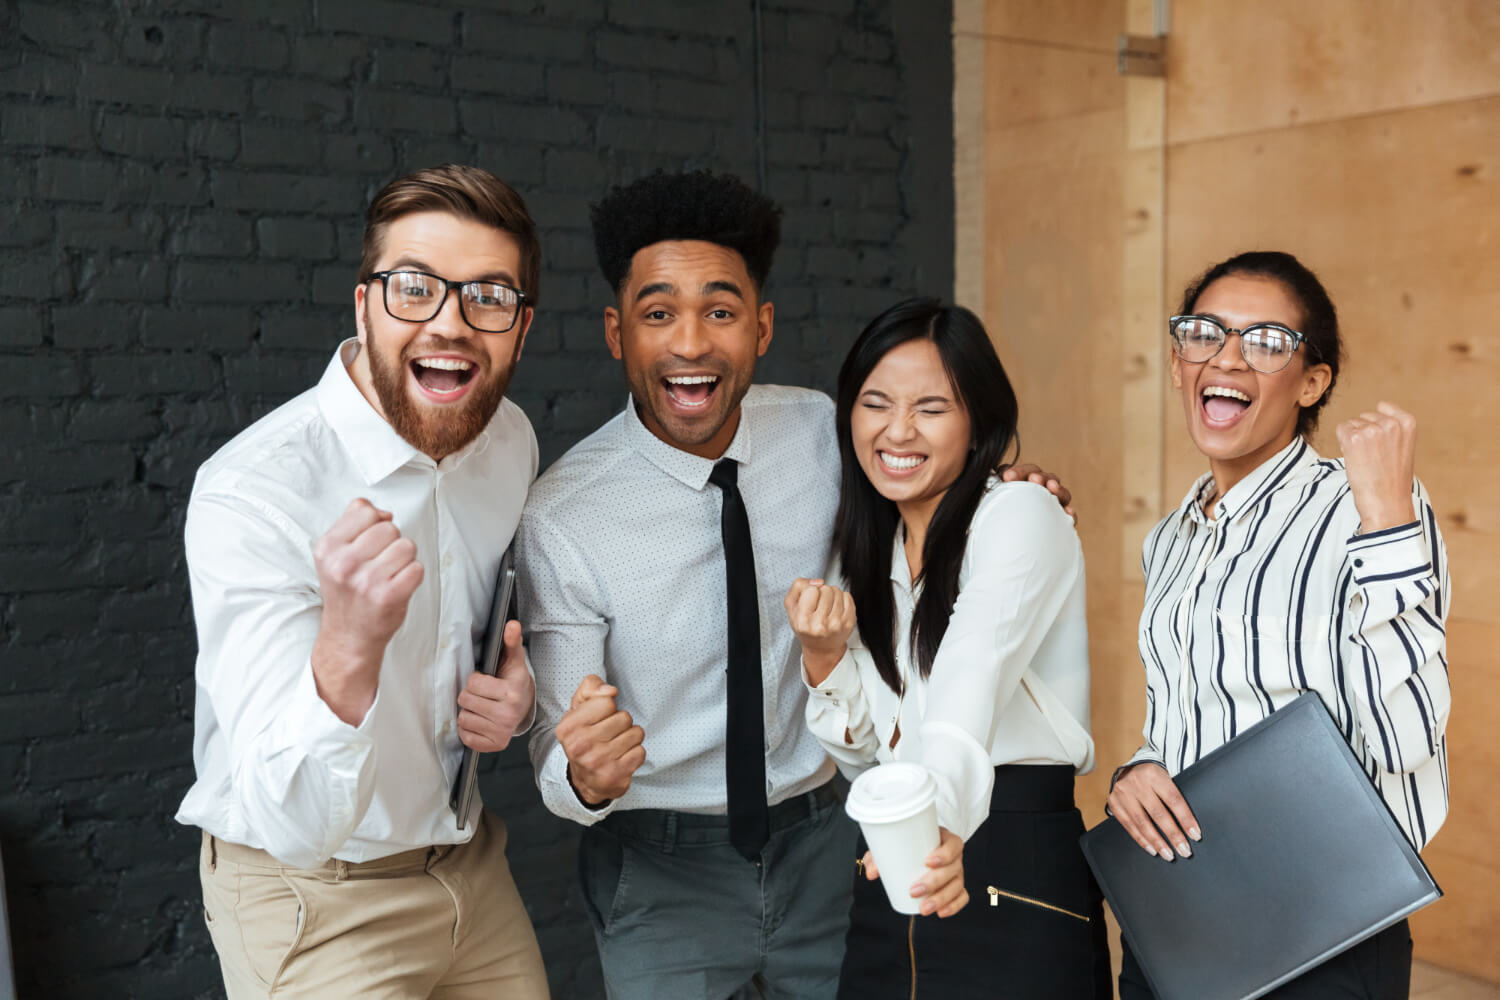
[1168,314,1317,374]
[369,269,527,334]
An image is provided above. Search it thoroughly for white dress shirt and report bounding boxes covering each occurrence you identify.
[1127,436,1450,847]
[518,385,838,825]
[804,480,1095,841]
[175,340,538,867]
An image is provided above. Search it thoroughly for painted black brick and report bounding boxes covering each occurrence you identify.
[0,1,953,997]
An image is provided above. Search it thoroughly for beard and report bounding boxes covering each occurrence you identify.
[364,318,516,460]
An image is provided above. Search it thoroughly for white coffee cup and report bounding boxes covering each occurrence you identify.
[845,762,941,914]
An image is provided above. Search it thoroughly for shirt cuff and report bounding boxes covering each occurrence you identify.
[803,648,860,701]
[538,744,616,826]
[1347,521,1429,585]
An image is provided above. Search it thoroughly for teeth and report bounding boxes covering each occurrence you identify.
[415,358,473,371]
[1203,386,1250,402]
[879,452,925,470]
[665,375,718,385]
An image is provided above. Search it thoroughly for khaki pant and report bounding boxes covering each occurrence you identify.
[199,811,549,999]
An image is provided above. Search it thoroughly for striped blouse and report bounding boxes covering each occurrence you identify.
[1125,436,1451,848]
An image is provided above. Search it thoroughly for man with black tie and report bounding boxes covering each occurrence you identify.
[518,170,852,998]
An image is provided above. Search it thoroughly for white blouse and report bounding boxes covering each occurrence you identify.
[804,480,1095,841]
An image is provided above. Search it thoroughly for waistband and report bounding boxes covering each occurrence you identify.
[988,764,1077,814]
[600,782,840,847]
[203,830,464,880]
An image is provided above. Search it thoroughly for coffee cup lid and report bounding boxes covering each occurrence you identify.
[844,762,938,824]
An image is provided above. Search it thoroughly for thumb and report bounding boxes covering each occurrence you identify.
[497,620,525,676]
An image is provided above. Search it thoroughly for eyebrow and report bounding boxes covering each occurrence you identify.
[860,389,953,406]
[633,280,747,303]
[387,255,518,286]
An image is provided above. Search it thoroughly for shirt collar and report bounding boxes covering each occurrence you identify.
[317,339,491,486]
[621,391,755,491]
[1177,436,1321,531]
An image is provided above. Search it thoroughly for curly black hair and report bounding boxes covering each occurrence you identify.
[590,170,782,296]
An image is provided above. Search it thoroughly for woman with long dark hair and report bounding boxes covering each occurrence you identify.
[786,298,1110,998]
[1106,251,1451,998]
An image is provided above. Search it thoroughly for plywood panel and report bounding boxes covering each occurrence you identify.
[980,0,1124,51]
[1161,96,1500,627]
[1410,621,1500,982]
[982,37,1123,130]
[1167,0,1500,146]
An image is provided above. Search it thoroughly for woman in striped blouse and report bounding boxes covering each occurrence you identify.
[1106,251,1450,999]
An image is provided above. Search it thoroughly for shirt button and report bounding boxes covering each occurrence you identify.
[441,721,452,735]
[443,553,453,568]
[440,636,450,650]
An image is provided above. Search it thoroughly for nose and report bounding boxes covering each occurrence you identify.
[884,407,918,443]
[424,284,470,336]
[1210,330,1249,371]
[667,315,712,360]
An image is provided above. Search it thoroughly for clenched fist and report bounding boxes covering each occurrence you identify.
[310,498,424,725]
[784,578,856,685]
[1337,402,1418,534]
[557,675,646,807]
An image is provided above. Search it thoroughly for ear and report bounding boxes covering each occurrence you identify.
[755,300,775,358]
[604,306,624,360]
[1298,361,1333,408]
[1169,347,1184,389]
[354,282,370,345]
[511,306,533,365]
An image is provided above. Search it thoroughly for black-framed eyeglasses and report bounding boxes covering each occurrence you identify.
[369,269,527,333]
[1168,314,1316,374]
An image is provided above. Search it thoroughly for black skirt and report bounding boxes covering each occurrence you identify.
[837,764,1111,1000]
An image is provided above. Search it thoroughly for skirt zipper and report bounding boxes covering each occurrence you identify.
[906,914,917,1000]
[986,885,1091,922]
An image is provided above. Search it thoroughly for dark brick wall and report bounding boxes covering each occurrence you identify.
[0,1,954,996]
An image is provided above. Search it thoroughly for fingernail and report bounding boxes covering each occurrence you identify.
[1188,826,1201,841]
[1144,845,1156,857]
[1177,841,1192,858]
[1160,847,1174,862]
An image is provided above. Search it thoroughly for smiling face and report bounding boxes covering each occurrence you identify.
[1171,273,1332,495]
[351,211,531,461]
[605,240,773,459]
[850,338,973,527]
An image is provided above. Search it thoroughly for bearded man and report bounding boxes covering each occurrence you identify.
[176,164,549,999]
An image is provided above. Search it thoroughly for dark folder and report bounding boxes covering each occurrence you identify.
[1080,692,1440,1000]
[448,550,517,830]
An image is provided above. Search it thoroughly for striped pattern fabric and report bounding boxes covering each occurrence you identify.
[1126,437,1451,848]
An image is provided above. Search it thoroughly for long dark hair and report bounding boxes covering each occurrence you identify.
[1179,250,1343,436]
[834,298,1020,694]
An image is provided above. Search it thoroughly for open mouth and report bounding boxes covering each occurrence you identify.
[411,357,477,399]
[878,451,926,473]
[663,374,721,410]
[1201,385,1251,426]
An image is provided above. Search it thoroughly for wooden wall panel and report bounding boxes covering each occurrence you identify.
[1410,622,1500,983]
[1167,0,1500,145]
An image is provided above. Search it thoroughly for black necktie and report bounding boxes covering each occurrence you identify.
[709,458,769,861]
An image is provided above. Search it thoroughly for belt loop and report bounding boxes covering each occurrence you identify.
[663,812,678,855]
[208,835,217,873]
[334,858,349,881]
